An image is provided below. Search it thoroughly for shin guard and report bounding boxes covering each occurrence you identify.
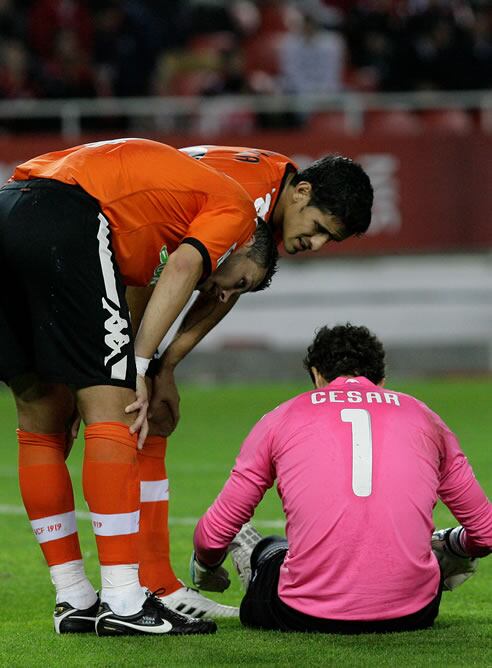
[18,430,82,566]
[83,422,139,566]
[138,435,181,593]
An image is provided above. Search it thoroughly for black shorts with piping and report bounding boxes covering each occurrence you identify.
[0,178,136,390]
[240,536,443,634]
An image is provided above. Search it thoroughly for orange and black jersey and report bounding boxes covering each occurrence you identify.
[180,145,298,245]
[13,138,257,286]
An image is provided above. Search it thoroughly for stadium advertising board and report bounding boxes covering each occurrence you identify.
[0,132,490,255]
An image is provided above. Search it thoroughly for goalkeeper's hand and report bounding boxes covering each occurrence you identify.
[190,552,231,592]
[432,526,478,591]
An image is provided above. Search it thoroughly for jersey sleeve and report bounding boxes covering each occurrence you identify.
[184,195,257,277]
[193,411,277,566]
[435,412,492,556]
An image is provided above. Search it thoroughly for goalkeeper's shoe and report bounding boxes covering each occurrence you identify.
[228,522,263,591]
[159,584,239,618]
[95,591,217,636]
[432,526,478,591]
[54,596,100,634]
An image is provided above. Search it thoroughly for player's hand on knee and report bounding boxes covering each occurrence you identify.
[432,527,478,591]
[190,552,230,592]
[149,367,180,436]
[148,401,177,437]
[126,373,149,449]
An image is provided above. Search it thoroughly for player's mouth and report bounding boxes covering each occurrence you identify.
[295,237,310,252]
[200,282,219,298]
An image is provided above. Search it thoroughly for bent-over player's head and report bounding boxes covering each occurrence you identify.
[303,323,385,386]
[281,156,373,255]
[199,218,278,303]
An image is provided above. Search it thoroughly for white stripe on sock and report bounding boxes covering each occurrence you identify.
[30,510,77,544]
[90,510,139,536]
[1,505,285,528]
[140,479,169,502]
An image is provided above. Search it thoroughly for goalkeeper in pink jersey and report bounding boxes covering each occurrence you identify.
[190,324,492,633]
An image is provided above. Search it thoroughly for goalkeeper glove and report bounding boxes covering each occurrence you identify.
[190,552,231,592]
[431,526,478,591]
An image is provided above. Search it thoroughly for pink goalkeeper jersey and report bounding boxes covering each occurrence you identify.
[194,376,492,621]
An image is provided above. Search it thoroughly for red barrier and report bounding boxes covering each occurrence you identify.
[0,131,490,254]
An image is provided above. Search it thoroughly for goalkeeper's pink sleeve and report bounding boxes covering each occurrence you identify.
[437,422,492,556]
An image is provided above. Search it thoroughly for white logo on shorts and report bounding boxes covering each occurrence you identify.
[102,297,130,366]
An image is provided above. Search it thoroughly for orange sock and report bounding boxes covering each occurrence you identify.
[18,430,82,567]
[137,435,181,594]
[83,422,139,566]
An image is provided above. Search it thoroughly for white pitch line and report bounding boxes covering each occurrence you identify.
[0,504,285,529]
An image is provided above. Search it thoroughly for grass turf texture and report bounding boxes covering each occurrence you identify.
[0,378,490,667]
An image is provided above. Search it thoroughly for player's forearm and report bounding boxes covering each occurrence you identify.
[439,455,492,556]
[160,292,240,369]
[460,501,492,557]
[193,473,263,566]
[126,285,155,336]
[134,245,203,360]
[194,419,275,566]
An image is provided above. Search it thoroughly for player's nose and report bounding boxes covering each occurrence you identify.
[219,289,235,303]
[310,234,330,252]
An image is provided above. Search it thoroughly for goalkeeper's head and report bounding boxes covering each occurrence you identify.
[303,323,386,386]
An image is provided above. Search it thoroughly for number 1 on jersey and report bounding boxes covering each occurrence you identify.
[341,409,373,497]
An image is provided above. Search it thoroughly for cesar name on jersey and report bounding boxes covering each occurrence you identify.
[311,390,400,406]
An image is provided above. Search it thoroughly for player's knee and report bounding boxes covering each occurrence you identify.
[12,375,74,433]
[11,373,51,402]
[76,385,136,427]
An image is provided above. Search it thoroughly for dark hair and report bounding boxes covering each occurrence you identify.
[291,155,373,236]
[248,217,279,292]
[303,323,385,384]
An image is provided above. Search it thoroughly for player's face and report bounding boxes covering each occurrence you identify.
[282,182,347,254]
[200,252,266,304]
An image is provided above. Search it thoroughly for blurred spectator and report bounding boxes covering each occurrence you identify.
[41,29,96,98]
[0,39,39,98]
[0,0,26,41]
[345,1,400,90]
[28,0,93,60]
[202,47,252,95]
[277,9,346,95]
[469,6,492,89]
[93,0,161,96]
[0,0,489,105]
[411,14,475,89]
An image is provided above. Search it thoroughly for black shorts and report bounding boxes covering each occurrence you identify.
[240,536,443,634]
[0,178,136,389]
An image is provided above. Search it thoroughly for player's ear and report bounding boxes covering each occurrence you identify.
[293,181,312,202]
[311,367,326,389]
[243,234,256,248]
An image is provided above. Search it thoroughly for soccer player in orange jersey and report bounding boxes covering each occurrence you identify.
[0,138,278,636]
[152,145,373,431]
[133,145,374,618]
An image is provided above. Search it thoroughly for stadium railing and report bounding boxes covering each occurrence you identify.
[0,90,491,138]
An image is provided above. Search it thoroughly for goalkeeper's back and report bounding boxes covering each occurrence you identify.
[194,375,492,622]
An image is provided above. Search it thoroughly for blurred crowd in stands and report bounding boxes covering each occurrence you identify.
[0,0,491,136]
[1,0,491,102]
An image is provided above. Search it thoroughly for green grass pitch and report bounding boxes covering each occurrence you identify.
[0,378,490,667]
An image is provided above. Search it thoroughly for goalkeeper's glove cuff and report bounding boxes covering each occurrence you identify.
[190,551,230,592]
[445,527,469,558]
